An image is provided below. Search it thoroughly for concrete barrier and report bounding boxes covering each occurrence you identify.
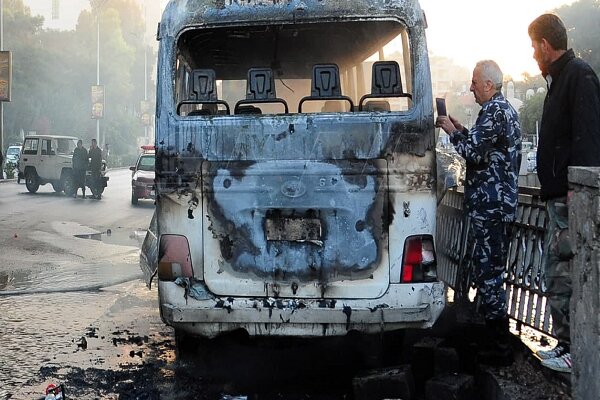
[568,166,600,399]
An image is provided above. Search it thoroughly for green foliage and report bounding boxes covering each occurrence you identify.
[557,0,600,75]
[519,91,546,138]
[1,0,156,164]
[3,160,17,179]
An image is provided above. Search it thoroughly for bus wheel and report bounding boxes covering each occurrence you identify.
[175,330,194,356]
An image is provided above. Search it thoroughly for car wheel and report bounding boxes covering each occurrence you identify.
[25,170,39,193]
[62,173,76,197]
[131,191,139,205]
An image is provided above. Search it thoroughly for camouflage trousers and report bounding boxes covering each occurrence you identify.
[466,217,509,321]
[543,198,572,344]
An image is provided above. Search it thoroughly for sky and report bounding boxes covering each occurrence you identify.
[419,0,576,79]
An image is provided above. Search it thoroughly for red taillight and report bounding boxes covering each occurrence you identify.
[401,235,437,283]
[158,235,193,280]
[402,263,414,282]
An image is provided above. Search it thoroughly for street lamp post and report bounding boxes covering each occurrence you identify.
[0,0,4,179]
[91,0,107,146]
[96,13,100,144]
[144,5,148,141]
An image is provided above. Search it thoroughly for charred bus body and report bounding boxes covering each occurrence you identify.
[150,0,444,339]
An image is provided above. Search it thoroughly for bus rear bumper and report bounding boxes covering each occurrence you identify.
[158,281,445,338]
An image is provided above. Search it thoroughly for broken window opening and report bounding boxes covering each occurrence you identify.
[174,20,413,116]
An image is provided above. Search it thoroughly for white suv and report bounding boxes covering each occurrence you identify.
[18,135,109,197]
[18,135,78,193]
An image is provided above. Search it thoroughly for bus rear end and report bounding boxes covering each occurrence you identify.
[152,0,444,338]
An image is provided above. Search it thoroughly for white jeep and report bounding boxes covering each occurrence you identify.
[17,135,108,197]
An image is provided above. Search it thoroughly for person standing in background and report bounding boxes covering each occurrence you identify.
[528,13,600,373]
[88,139,103,199]
[72,140,88,198]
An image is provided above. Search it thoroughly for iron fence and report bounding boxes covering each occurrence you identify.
[436,187,554,336]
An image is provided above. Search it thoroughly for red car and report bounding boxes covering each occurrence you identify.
[130,146,155,204]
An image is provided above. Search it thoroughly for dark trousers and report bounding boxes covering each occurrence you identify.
[543,198,572,344]
[74,168,86,192]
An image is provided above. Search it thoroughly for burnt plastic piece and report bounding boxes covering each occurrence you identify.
[298,64,354,113]
[359,61,412,111]
[234,68,288,114]
[177,69,231,115]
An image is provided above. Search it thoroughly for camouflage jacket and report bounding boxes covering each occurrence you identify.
[450,92,521,222]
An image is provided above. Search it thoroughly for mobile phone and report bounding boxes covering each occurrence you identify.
[436,98,447,116]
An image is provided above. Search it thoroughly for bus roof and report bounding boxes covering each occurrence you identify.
[160,0,425,39]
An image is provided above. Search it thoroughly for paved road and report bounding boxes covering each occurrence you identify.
[0,169,160,398]
[0,171,356,400]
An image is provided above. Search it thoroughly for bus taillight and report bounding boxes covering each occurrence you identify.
[158,235,193,281]
[401,235,437,283]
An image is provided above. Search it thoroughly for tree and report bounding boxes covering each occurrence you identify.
[557,0,600,75]
[2,0,156,164]
[2,0,45,144]
[519,91,545,140]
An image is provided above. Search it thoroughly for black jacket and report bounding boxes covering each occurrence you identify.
[88,146,103,171]
[537,49,600,200]
[72,146,88,170]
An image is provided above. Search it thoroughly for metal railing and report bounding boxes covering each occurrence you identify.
[436,187,554,336]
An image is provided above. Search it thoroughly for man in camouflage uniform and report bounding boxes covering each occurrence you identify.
[436,60,521,362]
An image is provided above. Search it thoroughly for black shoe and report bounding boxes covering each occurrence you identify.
[479,318,514,366]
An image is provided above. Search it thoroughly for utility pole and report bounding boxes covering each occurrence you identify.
[144,4,148,141]
[91,0,107,146]
[96,14,100,145]
[0,0,4,179]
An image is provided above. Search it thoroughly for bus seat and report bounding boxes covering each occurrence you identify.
[364,100,390,112]
[188,109,212,116]
[234,68,288,114]
[298,64,354,113]
[321,100,345,112]
[236,105,262,115]
[359,61,411,111]
[177,68,231,115]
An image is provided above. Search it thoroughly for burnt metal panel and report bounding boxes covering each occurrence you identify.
[161,0,424,39]
[202,159,388,282]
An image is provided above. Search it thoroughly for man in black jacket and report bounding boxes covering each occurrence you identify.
[88,139,103,199]
[72,140,88,198]
[528,13,600,373]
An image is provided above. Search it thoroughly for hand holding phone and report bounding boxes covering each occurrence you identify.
[436,98,447,117]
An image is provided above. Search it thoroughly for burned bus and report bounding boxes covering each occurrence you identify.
[147,0,444,339]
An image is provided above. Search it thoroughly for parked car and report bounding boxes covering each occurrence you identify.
[4,145,21,181]
[5,145,21,164]
[18,135,109,198]
[130,145,155,204]
[527,151,537,173]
